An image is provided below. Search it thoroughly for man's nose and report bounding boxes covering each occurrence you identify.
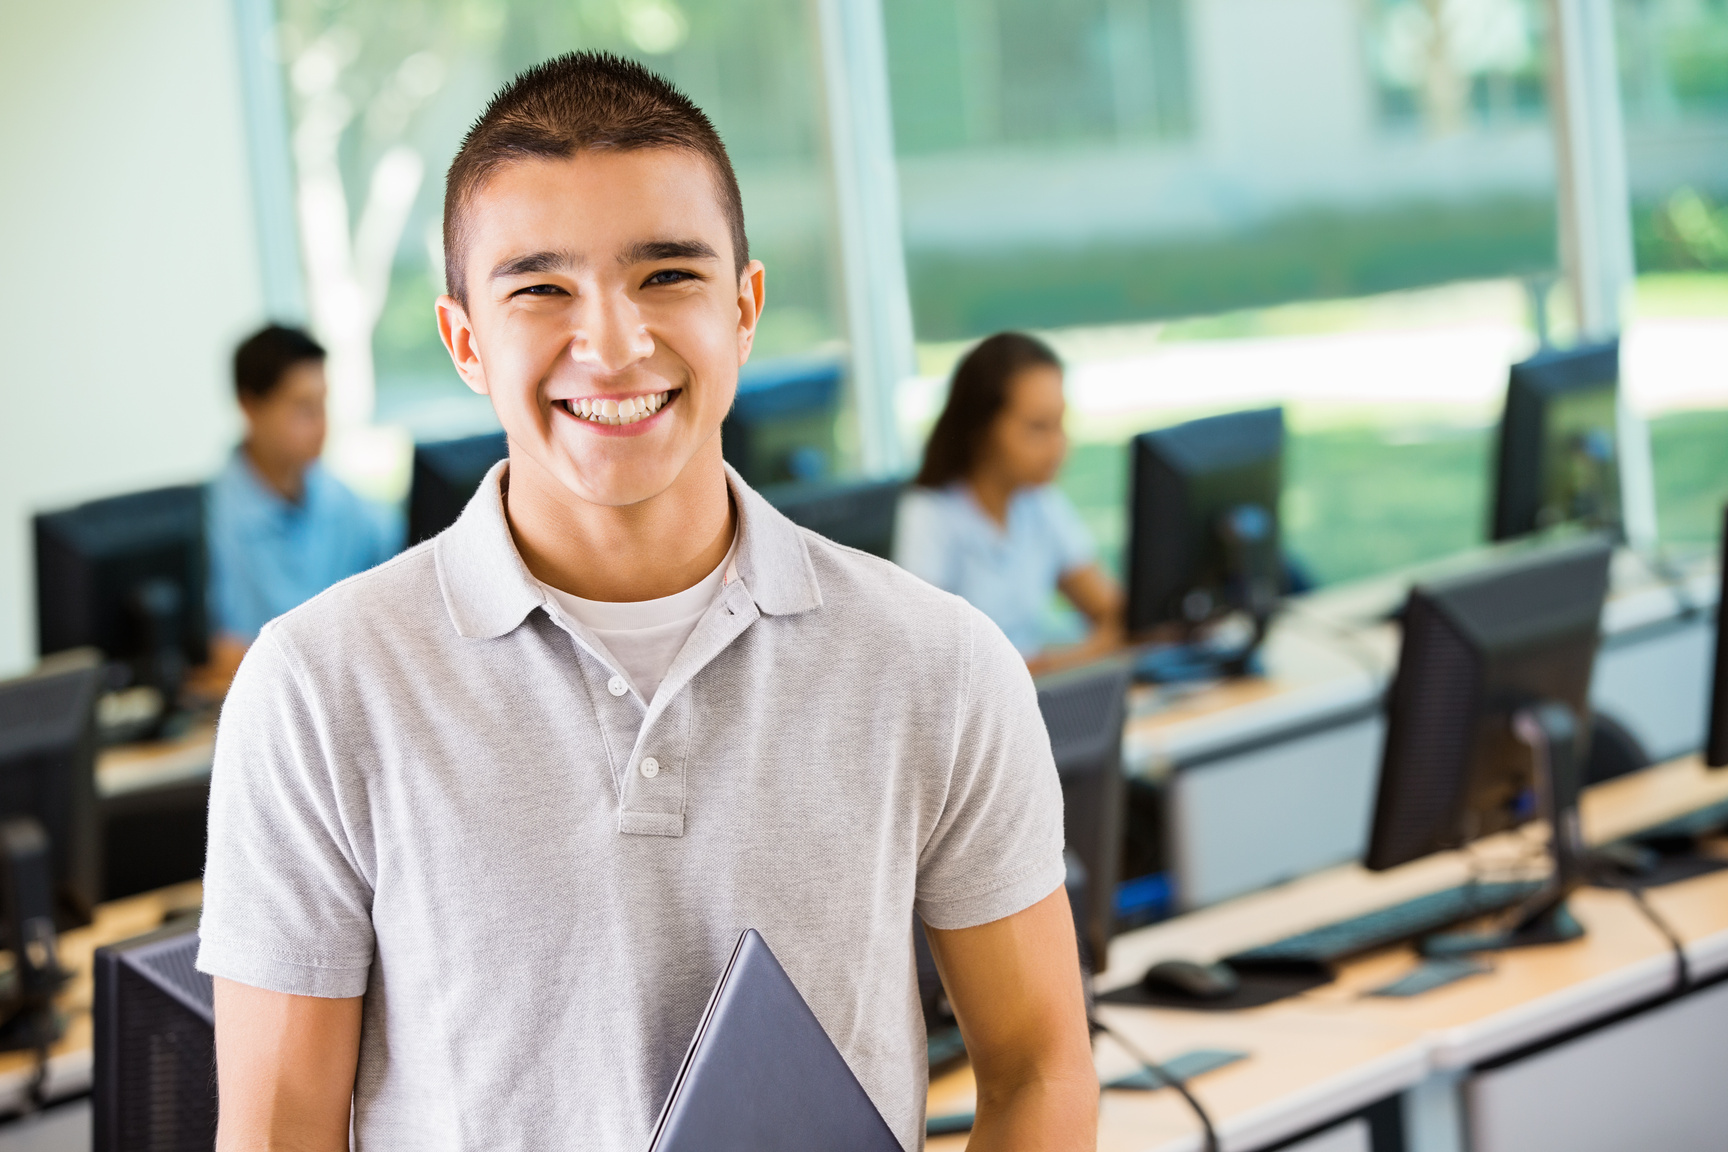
[570,289,655,372]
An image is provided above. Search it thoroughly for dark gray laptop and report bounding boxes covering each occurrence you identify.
[647,929,904,1152]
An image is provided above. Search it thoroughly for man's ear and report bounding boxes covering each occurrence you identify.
[735,259,766,367]
[436,294,490,396]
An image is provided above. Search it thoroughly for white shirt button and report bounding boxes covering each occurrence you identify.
[607,675,629,697]
[639,757,660,779]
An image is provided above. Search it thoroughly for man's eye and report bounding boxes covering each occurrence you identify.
[512,284,565,298]
[643,269,697,287]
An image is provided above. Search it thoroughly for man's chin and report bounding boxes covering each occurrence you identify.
[556,458,689,510]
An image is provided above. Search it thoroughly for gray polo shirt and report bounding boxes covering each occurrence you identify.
[197,463,1066,1151]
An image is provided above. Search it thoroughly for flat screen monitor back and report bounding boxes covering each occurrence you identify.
[762,477,904,559]
[1491,340,1621,542]
[34,486,207,675]
[1035,658,1132,968]
[92,921,215,1152]
[407,432,508,546]
[1126,407,1283,637]
[0,663,103,928]
[1707,505,1728,769]
[1367,536,1612,870]
[721,359,842,488]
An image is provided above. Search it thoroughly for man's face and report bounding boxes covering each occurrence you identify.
[242,360,328,471]
[436,149,764,508]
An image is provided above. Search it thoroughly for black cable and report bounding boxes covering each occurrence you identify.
[1091,1016,1219,1152]
[1621,881,1691,996]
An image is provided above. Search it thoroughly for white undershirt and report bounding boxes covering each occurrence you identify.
[540,536,737,704]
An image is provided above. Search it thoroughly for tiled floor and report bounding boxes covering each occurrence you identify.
[0,1099,88,1152]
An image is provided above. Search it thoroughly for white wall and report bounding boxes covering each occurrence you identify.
[0,0,264,676]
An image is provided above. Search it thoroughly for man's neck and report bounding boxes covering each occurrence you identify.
[243,442,307,504]
[505,445,736,603]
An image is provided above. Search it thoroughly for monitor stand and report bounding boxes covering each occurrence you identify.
[126,578,190,741]
[0,818,69,1061]
[1423,702,1589,956]
[1133,614,1270,684]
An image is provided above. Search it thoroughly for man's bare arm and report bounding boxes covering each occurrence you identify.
[926,887,1098,1151]
[213,978,362,1152]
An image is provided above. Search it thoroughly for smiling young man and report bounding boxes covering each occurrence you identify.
[198,53,1096,1150]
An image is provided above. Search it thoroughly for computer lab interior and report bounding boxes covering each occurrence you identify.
[4,1,1728,1150]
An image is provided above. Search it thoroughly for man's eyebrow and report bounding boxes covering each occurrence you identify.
[490,250,581,280]
[620,239,719,265]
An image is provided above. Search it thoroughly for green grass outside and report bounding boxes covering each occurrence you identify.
[908,198,1558,341]
[1651,408,1728,544]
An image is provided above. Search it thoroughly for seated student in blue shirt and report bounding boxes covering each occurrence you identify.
[894,332,1124,672]
[203,326,398,684]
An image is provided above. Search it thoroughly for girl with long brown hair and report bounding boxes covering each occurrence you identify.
[893,333,1123,670]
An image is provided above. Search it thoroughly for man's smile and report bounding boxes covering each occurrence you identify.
[554,388,680,427]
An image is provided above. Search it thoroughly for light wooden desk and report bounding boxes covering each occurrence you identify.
[95,720,215,800]
[931,754,1728,1152]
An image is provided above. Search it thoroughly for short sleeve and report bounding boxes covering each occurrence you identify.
[891,488,956,591]
[915,607,1067,929]
[196,629,376,997]
[1039,486,1096,576]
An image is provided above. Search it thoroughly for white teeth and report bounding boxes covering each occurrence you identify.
[567,391,673,425]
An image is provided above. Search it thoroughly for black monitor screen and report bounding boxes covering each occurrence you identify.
[1035,658,1132,969]
[0,662,103,928]
[721,359,843,488]
[762,478,904,560]
[1367,536,1612,870]
[1708,505,1728,770]
[34,486,207,676]
[408,432,508,546]
[1492,340,1621,542]
[1125,407,1283,637]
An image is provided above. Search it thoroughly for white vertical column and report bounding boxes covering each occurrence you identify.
[231,0,307,323]
[814,0,918,477]
[1548,0,1659,550]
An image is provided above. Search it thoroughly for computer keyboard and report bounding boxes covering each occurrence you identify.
[1224,880,1546,969]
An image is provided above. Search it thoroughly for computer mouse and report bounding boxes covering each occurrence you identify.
[1141,959,1241,1002]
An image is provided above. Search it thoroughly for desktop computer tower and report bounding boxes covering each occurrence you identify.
[93,921,216,1152]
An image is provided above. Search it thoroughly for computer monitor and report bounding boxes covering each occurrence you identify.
[1707,505,1728,770]
[1367,536,1612,948]
[1035,657,1133,972]
[0,660,104,929]
[35,486,208,710]
[1490,340,1621,542]
[762,477,905,559]
[1125,407,1284,673]
[721,358,843,488]
[407,431,509,546]
[93,920,216,1152]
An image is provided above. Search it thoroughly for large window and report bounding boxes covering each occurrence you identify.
[275,0,845,443]
[882,0,1559,340]
[266,0,1724,581]
[885,0,1563,587]
[1616,0,1728,548]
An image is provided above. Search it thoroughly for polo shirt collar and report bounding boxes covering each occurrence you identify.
[435,460,821,641]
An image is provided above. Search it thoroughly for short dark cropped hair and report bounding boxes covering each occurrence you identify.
[443,51,748,306]
[914,332,1062,489]
[233,324,326,404]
